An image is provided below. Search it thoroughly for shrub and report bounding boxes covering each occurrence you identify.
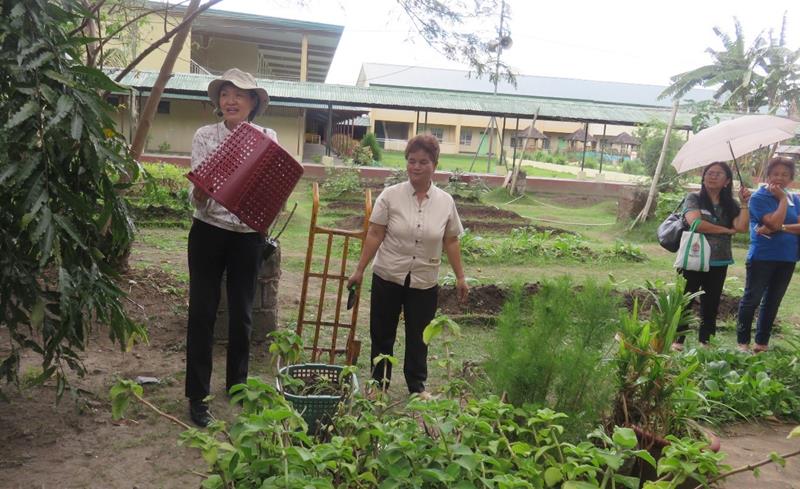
[360,132,382,161]
[321,166,362,198]
[622,159,645,175]
[1,0,145,395]
[351,145,373,165]
[485,277,621,437]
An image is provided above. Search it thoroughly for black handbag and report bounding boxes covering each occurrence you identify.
[656,198,687,252]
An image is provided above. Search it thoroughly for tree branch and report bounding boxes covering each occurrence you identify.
[68,0,108,37]
[113,0,224,83]
[695,447,800,489]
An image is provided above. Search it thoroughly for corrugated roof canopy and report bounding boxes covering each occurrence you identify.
[115,70,743,129]
[359,62,716,109]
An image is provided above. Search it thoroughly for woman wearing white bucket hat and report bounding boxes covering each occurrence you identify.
[185,68,276,427]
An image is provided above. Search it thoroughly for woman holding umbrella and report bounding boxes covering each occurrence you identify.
[736,156,799,353]
[672,162,751,350]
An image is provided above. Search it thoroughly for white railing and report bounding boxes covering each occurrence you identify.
[189,60,212,75]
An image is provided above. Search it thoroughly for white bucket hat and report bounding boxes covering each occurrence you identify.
[207,68,269,118]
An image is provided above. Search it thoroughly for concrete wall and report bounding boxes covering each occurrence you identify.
[194,37,260,75]
[104,11,191,73]
[130,99,303,159]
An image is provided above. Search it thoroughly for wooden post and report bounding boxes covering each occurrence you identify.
[510,109,539,195]
[599,124,607,173]
[325,102,332,156]
[631,100,679,228]
[579,122,589,171]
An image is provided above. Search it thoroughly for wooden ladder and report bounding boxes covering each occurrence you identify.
[295,182,372,365]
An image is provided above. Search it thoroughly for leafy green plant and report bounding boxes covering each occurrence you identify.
[351,145,373,165]
[613,278,707,441]
[360,132,382,162]
[1,0,146,397]
[116,375,671,489]
[602,241,648,262]
[486,277,622,438]
[321,166,362,198]
[444,170,490,201]
[688,343,800,424]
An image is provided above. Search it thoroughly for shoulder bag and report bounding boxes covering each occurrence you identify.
[656,198,687,252]
[674,219,710,272]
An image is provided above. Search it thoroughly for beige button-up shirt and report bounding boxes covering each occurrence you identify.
[189,122,278,233]
[371,181,463,289]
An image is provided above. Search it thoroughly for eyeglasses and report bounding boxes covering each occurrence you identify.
[705,171,726,178]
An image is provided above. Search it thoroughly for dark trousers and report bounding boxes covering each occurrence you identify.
[370,273,438,393]
[676,266,728,344]
[185,219,264,401]
[736,260,795,346]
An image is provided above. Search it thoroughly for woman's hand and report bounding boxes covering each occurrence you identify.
[193,186,210,203]
[739,186,752,203]
[767,183,786,201]
[755,224,774,237]
[455,277,469,303]
[347,269,364,290]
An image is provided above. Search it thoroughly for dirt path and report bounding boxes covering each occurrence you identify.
[719,423,800,489]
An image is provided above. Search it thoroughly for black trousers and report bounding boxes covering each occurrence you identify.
[370,273,438,393]
[675,265,728,344]
[185,219,264,401]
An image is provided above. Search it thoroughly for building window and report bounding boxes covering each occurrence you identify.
[460,128,472,145]
[429,127,444,142]
[157,101,170,114]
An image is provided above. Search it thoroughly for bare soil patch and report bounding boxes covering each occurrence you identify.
[0,266,300,489]
[438,283,741,322]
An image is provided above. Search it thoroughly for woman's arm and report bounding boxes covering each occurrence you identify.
[732,187,752,232]
[685,210,735,235]
[443,235,468,302]
[732,207,750,232]
[347,223,387,288]
[759,184,788,231]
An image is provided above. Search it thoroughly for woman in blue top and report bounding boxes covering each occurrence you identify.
[737,156,799,353]
[672,162,750,350]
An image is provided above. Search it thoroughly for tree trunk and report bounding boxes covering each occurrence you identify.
[130,0,200,160]
[630,101,679,229]
[108,0,200,271]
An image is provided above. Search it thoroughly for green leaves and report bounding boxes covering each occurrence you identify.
[1,0,141,396]
[109,379,143,420]
[422,314,461,345]
[5,100,39,129]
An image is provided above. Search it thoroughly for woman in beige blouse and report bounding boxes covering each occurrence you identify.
[185,68,274,427]
[348,134,468,398]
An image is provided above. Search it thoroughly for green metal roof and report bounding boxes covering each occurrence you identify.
[116,70,741,128]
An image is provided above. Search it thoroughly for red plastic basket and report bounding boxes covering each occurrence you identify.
[186,123,304,234]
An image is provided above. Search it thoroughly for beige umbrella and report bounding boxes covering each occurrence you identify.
[671,115,800,184]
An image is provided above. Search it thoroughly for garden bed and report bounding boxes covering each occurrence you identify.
[438,283,742,320]
[327,199,572,236]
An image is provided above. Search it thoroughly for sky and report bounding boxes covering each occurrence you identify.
[211,0,799,88]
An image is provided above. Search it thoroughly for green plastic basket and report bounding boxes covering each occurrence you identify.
[277,363,359,431]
